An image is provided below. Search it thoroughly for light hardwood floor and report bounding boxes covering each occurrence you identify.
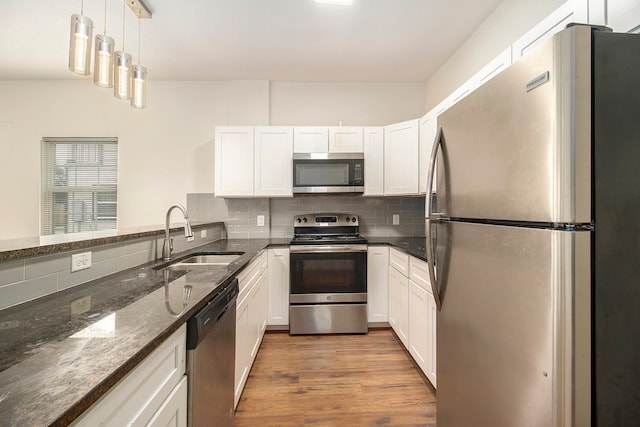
[233,329,437,426]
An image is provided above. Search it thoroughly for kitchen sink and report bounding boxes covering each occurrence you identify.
[160,252,244,271]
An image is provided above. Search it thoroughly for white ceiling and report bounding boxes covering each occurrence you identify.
[0,0,503,82]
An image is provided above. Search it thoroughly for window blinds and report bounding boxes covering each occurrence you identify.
[41,137,118,235]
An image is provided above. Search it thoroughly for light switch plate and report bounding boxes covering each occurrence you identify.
[257,215,265,227]
[393,214,400,225]
[200,229,207,238]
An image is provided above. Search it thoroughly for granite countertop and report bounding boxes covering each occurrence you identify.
[0,222,223,262]
[0,238,288,427]
[368,237,429,262]
[0,235,422,426]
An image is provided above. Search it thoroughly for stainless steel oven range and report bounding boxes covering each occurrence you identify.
[289,213,368,334]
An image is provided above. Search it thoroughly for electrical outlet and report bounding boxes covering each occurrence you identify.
[257,215,265,227]
[200,229,207,238]
[70,295,91,316]
[393,214,400,225]
[71,252,92,272]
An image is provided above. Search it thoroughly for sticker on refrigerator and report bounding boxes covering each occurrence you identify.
[526,71,550,92]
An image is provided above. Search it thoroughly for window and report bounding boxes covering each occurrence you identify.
[41,138,118,235]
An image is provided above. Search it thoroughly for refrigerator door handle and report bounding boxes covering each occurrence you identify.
[426,126,446,311]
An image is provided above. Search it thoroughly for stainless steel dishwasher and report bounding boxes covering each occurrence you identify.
[186,278,238,427]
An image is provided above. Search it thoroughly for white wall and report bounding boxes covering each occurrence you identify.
[424,0,567,110]
[271,82,425,126]
[0,79,425,239]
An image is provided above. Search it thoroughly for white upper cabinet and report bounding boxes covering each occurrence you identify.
[254,127,293,197]
[214,127,254,197]
[474,46,512,88]
[419,111,436,195]
[512,0,588,60]
[328,127,364,152]
[609,0,640,32]
[363,127,384,196]
[384,119,420,195]
[293,127,329,152]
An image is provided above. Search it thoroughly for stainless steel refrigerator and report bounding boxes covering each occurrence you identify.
[425,24,640,427]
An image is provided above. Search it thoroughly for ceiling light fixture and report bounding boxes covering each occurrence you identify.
[94,0,115,87]
[68,0,93,75]
[131,16,147,109]
[114,0,132,100]
[314,0,354,6]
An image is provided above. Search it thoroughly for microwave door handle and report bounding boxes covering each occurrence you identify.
[426,126,446,311]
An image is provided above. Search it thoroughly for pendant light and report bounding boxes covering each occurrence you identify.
[114,0,132,100]
[68,0,93,75]
[131,16,147,109]
[94,0,114,87]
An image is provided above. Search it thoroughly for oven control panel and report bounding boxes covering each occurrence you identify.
[293,214,359,227]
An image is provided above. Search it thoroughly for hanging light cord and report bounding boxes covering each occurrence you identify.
[80,0,84,15]
[122,0,126,51]
[103,0,108,35]
[137,17,141,65]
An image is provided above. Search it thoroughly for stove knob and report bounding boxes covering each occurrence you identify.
[345,216,350,222]
[296,218,302,223]
[303,217,307,223]
[351,217,357,223]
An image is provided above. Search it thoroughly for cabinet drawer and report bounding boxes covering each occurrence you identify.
[72,325,186,427]
[389,248,409,276]
[236,254,264,299]
[409,256,431,293]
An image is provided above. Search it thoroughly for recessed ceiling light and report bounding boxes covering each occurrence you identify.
[315,0,354,6]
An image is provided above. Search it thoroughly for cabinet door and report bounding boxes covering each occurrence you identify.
[409,281,429,375]
[293,127,329,152]
[367,246,389,323]
[363,127,384,196]
[72,326,186,427]
[234,298,249,408]
[214,126,254,197]
[384,119,419,195]
[388,265,409,347]
[607,0,640,32]
[146,376,187,427]
[249,272,268,361]
[474,47,512,88]
[267,248,290,326]
[426,291,437,388]
[419,112,436,195]
[512,1,588,60]
[254,127,293,197]
[328,127,364,152]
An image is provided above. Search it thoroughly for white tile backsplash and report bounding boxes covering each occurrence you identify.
[0,223,226,311]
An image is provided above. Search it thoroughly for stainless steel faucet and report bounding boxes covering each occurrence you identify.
[162,204,194,261]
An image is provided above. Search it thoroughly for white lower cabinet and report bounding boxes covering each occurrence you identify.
[388,264,409,348]
[267,248,290,327]
[72,325,187,427]
[387,248,437,388]
[409,281,430,372]
[234,252,268,408]
[367,246,389,323]
[147,376,188,427]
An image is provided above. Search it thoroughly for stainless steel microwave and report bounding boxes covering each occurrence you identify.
[292,152,364,194]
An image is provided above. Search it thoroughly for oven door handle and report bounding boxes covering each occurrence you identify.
[289,244,368,253]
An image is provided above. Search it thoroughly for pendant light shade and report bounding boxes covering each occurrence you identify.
[131,64,147,109]
[94,34,115,87]
[68,14,93,75]
[114,0,131,100]
[113,51,132,99]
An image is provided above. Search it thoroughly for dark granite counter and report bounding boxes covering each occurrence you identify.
[0,238,288,427]
[367,237,428,262]
[0,222,223,261]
